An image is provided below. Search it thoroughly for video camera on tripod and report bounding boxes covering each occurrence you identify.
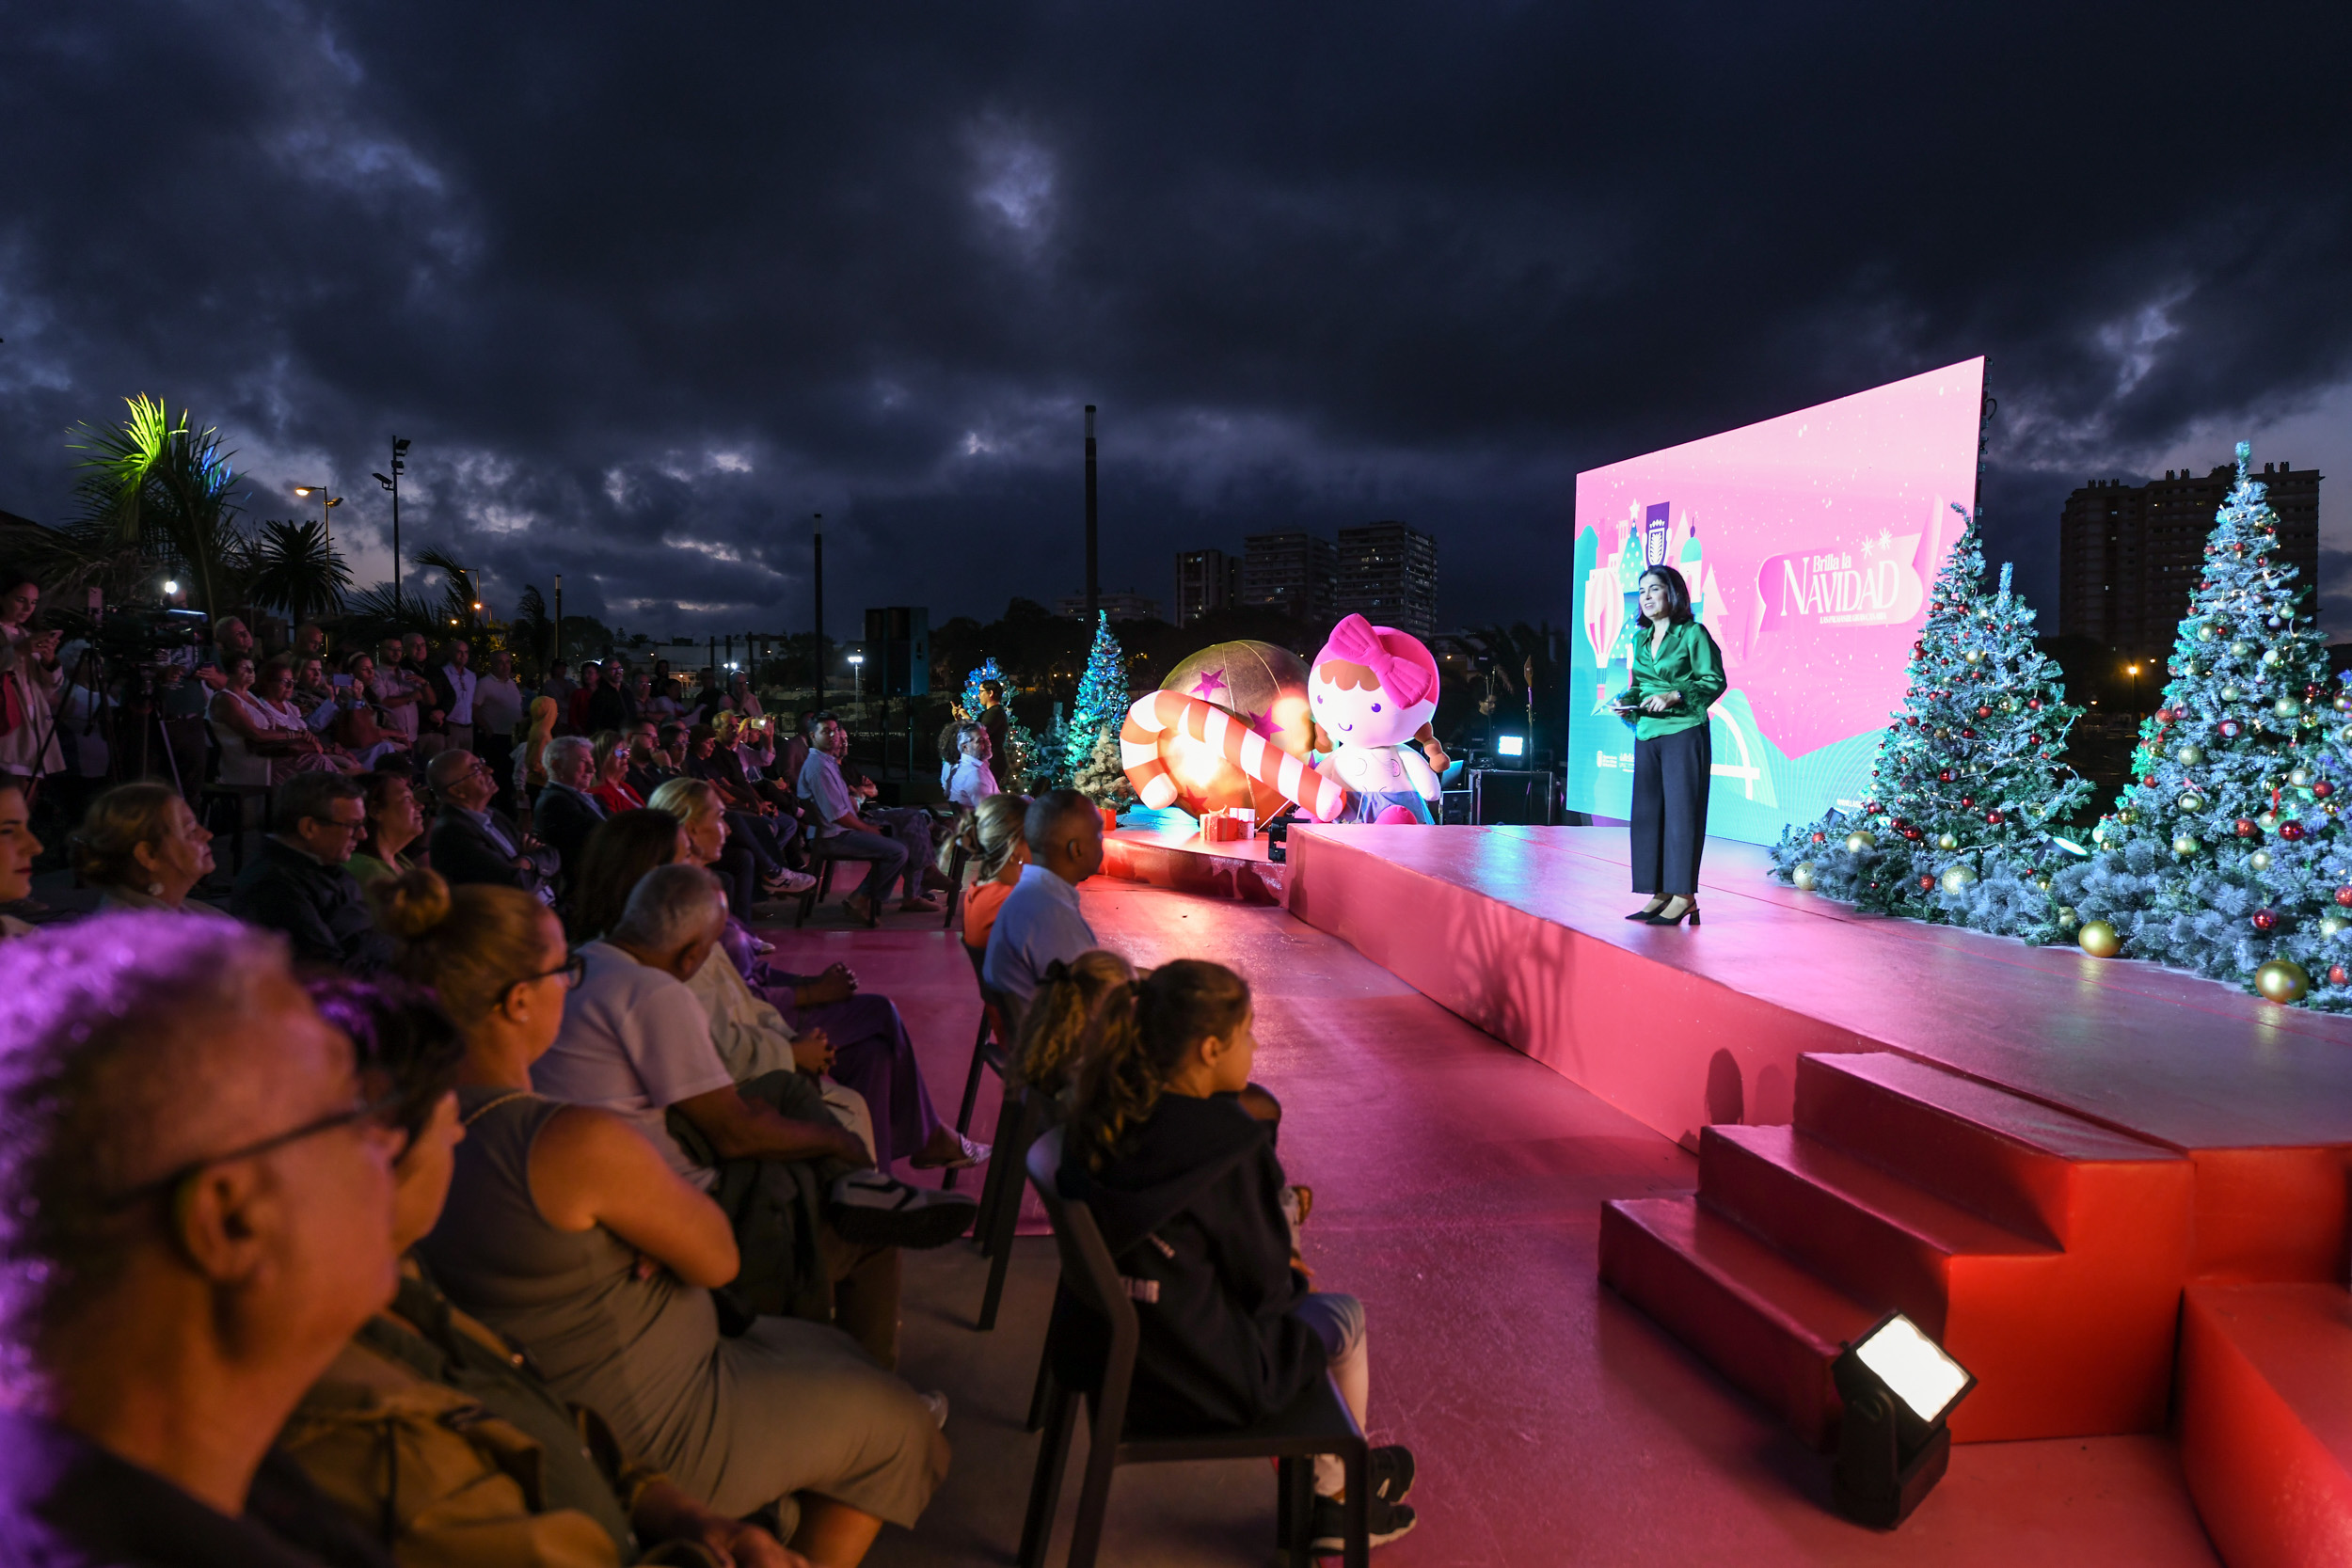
[88,601,211,662]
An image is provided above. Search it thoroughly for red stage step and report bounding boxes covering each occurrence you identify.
[1602,1052,2193,1447]
[2179,1284,2352,1568]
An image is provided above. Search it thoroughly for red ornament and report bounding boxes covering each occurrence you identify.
[1938,769,1956,783]
[1977,705,1993,718]
[1985,811,2004,826]
[2028,698,2042,709]
[2333,964,2349,988]
[1961,728,1977,739]
[2316,781,2335,799]
[2235,818,2258,837]
[2280,821,2307,841]
[2252,909,2280,932]
[2219,720,2244,738]
[1918,875,1935,890]
[1812,832,1827,844]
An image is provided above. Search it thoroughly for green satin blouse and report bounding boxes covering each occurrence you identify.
[1621,619,1725,739]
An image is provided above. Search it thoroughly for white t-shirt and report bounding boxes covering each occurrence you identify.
[529,941,734,1185]
[948,753,1000,811]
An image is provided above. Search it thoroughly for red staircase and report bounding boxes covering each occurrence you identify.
[2179,1284,2352,1568]
[1599,1051,2194,1447]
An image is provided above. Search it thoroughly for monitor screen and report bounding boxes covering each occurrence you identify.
[1497,735,1526,758]
[1565,357,1986,844]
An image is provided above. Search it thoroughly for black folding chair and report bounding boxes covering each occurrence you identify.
[947,942,1011,1193]
[1018,1126,1370,1568]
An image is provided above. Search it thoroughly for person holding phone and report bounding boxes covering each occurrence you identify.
[0,572,65,787]
[1617,564,1724,927]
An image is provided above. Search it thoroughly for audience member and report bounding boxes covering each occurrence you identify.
[946,721,998,810]
[470,648,525,809]
[537,660,578,731]
[976,680,1009,791]
[375,870,946,1564]
[212,655,333,784]
[798,716,926,922]
[0,776,42,932]
[650,776,805,916]
[71,781,230,916]
[426,749,556,898]
[431,638,477,757]
[1016,948,1136,1104]
[587,659,631,733]
[333,653,413,768]
[283,975,810,1568]
[292,620,329,663]
[1057,958,1417,1550]
[400,632,445,752]
[346,770,427,887]
[0,571,64,785]
[227,772,393,973]
[533,734,610,880]
[371,636,432,752]
[255,660,364,774]
[946,793,1030,954]
[0,916,404,1565]
[982,788,1104,1012]
[627,718,681,797]
[588,728,646,812]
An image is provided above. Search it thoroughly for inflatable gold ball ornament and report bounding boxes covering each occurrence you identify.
[2077,919,2122,958]
[2255,958,2310,1005]
[1790,862,1818,892]
[1845,831,1876,854]
[1939,865,1975,895]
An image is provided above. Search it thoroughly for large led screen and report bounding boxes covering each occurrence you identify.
[1566,357,1987,845]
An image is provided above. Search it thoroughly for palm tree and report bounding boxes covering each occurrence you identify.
[67,395,248,618]
[509,584,555,674]
[415,546,485,636]
[245,518,351,624]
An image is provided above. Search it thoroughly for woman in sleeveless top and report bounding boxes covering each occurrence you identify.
[373,867,946,1566]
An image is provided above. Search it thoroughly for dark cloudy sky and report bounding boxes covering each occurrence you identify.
[4,2,2349,640]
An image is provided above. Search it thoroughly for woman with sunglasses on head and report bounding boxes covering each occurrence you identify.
[1615,564,1725,927]
[587,729,645,815]
[373,866,945,1566]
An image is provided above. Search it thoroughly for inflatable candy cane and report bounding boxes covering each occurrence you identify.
[1120,690,1350,822]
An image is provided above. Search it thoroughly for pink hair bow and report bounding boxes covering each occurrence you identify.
[1319,613,1432,706]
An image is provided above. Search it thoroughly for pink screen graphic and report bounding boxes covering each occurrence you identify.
[1575,357,1986,761]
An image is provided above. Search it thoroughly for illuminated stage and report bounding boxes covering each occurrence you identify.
[1270,822,2352,1563]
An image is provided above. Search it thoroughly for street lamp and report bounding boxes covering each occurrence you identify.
[2126,663,2141,711]
[293,484,343,552]
[372,436,410,610]
[848,652,864,704]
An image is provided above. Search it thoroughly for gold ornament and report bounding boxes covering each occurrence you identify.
[1790,863,1819,892]
[2290,767,2312,786]
[1936,832,1958,850]
[2276,696,2300,718]
[2255,958,2310,1005]
[2118,808,2138,825]
[1963,649,1983,664]
[1844,831,1876,855]
[2057,905,2080,928]
[2321,915,2346,939]
[2232,641,2252,657]
[2199,625,2218,641]
[1939,865,1975,895]
[2264,648,2283,666]
[2179,794,2205,813]
[2077,919,2122,958]
[2034,877,2053,891]
[2172,835,2200,856]
[2250,850,2272,872]
[2176,745,2203,766]
[2258,810,2279,832]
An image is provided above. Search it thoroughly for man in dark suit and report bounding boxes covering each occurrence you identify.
[226,771,393,973]
[977,679,1010,791]
[533,734,609,890]
[425,748,556,900]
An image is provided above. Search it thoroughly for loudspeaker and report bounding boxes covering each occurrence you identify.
[861,607,930,697]
[1470,768,1553,826]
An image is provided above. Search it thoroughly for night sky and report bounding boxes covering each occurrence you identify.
[4,3,2349,639]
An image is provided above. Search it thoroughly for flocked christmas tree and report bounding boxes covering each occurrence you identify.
[1073,725,1137,811]
[1771,504,2091,927]
[961,658,1005,721]
[1062,611,1130,783]
[2054,443,2352,1006]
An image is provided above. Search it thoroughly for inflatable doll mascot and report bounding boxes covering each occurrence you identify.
[1308,614,1449,824]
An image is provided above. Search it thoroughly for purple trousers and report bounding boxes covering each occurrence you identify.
[765,988,945,1169]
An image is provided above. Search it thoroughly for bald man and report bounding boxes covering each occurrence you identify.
[0,914,404,1565]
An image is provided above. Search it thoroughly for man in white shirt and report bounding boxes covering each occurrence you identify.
[946,721,999,812]
[799,715,925,922]
[470,648,525,809]
[982,789,1105,1014]
[435,639,478,757]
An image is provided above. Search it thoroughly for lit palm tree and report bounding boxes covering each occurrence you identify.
[67,395,248,618]
[245,518,351,624]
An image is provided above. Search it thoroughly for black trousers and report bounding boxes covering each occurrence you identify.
[1630,724,1711,896]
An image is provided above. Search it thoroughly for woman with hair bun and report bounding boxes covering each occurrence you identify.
[373,865,948,1563]
[1055,958,1418,1553]
[71,781,229,915]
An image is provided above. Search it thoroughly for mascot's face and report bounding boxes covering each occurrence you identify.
[1311,657,1435,750]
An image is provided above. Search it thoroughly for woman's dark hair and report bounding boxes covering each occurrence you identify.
[355,770,415,863]
[1070,958,1252,1168]
[69,783,183,891]
[305,975,464,1154]
[565,808,685,942]
[1019,949,1137,1101]
[1636,564,1694,626]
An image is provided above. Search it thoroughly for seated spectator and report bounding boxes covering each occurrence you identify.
[71,780,231,916]
[588,727,646,813]
[376,870,946,1562]
[346,770,426,887]
[1018,948,1136,1105]
[1056,959,1417,1551]
[642,674,683,725]
[935,718,963,792]
[0,776,41,934]
[626,718,680,798]
[982,788,1105,1012]
[797,715,927,923]
[228,771,393,973]
[533,734,610,879]
[564,806,691,943]
[649,776,807,918]
[567,661,603,735]
[0,915,404,1565]
[333,652,414,769]
[282,976,804,1568]
[428,749,556,899]
[585,660,630,734]
[946,721,999,810]
[530,864,971,1359]
[946,793,1030,954]
[516,693,559,804]
[212,654,357,784]
[289,655,340,733]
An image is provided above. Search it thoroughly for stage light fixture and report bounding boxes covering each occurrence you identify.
[163,579,179,595]
[1497,734,1526,758]
[1830,1310,1975,1529]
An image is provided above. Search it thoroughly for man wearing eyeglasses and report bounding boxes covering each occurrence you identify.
[425,748,557,902]
[0,914,405,1565]
[227,771,396,974]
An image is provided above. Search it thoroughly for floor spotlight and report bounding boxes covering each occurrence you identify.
[1831,1310,1975,1528]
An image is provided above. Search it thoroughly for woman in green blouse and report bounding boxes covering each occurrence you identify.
[1618,565,1725,925]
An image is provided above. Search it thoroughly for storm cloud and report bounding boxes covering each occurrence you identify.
[2,1,2347,634]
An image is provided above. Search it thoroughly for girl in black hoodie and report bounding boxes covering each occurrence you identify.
[1052,958,1417,1549]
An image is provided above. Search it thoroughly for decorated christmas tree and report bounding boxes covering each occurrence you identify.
[961,658,1005,721]
[1062,611,1129,782]
[1771,505,2091,927]
[1074,725,1136,811]
[2054,444,2352,1006]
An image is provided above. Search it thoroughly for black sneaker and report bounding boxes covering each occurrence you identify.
[1307,1492,1417,1554]
[827,1171,977,1248]
[1369,1444,1415,1503]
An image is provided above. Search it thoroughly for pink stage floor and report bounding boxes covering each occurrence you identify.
[755,880,2221,1565]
